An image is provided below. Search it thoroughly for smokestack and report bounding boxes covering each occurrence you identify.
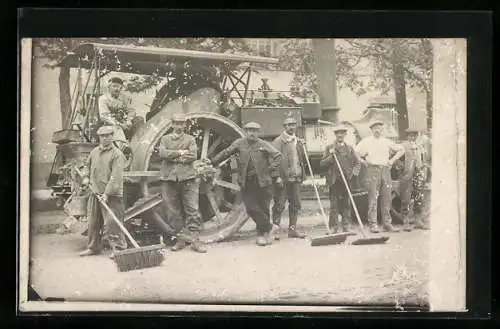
[311,38,340,123]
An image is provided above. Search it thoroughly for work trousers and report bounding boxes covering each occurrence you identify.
[272,181,302,228]
[399,177,413,224]
[161,178,202,236]
[328,179,353,230]
[86,195,127,253]
[242,175,273,235]
[365,165,392,226]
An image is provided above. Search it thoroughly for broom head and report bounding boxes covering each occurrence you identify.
[310,232,349,246]
[351,236,390,245]
[113,244,165,272]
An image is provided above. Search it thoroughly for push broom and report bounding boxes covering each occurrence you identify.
[89,185,166,272]
[302,144,350,247]
[331,152,390,246]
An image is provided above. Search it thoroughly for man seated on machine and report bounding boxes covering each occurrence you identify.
[98,77,143,156]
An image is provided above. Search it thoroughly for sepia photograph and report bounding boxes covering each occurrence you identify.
[19,36,467,313]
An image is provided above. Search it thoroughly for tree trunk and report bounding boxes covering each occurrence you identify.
[390,40,409,138]
[426,86,433,130]
[422,38,434,130]
[59,65,72,129]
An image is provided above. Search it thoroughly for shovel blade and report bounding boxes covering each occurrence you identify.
[351,236,390,245]
[310,233,349,246]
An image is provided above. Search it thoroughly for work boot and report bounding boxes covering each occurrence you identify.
[191,240,207,253]
[256,235,268,246]
[79,249,98,257]
[263,231,274,245]
[382,223,401,232]
[271,224,281,240]
[288,225,306,239]
[171,239,187,251]
[369,224,381,233]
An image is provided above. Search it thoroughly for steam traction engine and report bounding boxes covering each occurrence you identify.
[47,42,406,245]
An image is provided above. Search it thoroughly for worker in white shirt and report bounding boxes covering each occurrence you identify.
[355,119,405,233]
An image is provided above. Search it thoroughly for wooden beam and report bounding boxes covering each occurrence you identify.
[124,171,162,177]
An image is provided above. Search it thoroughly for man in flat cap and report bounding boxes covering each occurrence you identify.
[320,124,362,234]
[98,77,140,155]
[398,127,425,231]
[355,119,405,233]
[79,125,128,258]
[271,117,307,239]
[159,113,206,253]
[210,121,282,246]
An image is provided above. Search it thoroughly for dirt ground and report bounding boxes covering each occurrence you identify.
[28,211,429,308]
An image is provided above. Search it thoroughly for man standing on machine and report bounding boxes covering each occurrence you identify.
[159,113,207,253]
[355,119,405,233]
[98,77,138,155]
[210,122,282,247]
[320,124,361,234]
[271,117,307,240]
[79,125,128,258]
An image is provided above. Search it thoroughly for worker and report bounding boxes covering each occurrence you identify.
[354,119,405,233]
[412,130,431,230]
[210,122,282,246]
[79,125,127,258]
[320,124,362,234]
[98,77,138,155]
[399,127,424,231]
[271,117,307,240]
[159,113,206,253]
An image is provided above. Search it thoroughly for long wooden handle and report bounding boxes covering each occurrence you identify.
[332,152,367,237]
[89,185,140,248]
[302,144,331,234]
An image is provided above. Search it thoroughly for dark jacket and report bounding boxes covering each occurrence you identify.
[84,144,125,197]
[159,132,198,182]
[272,132,307,183]
[400,140,424,181]
[211,137,281,188]
[320,141,360,186]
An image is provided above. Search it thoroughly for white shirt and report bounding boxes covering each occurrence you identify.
[355,135,403,166]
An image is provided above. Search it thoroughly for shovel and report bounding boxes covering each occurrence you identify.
[302,144,349,246]
[331,152,389,245]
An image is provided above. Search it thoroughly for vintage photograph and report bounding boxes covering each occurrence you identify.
[19,37,466,312]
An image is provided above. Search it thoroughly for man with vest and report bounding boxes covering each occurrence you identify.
[79,125,128,258]
[400,127,425,231]
[355,119,405,233]
[210,122,282,246]
[271,117,307,239]
[320,124,361,234]
[159,113,207,253]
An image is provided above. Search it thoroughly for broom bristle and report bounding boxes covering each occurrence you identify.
[310,233,349,246]
[113,244,165,272]
[351,236,390,245]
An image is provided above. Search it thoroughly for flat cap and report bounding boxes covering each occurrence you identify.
[171,113,187,122]
[405,127,420,133]
[368,119,384,129]
[333,125,348,133]
[96,125,115,135]
[243,121,262,130]
[109,77,124,85]
[283,117,297,125]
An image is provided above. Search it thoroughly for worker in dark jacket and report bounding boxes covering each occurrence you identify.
[320,125,361,234]
[159,113,206,253]
[271,117,307,239]
[79,125,128,258]
[210,122,282,246]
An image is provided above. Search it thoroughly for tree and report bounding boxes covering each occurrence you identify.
[33,37,254,129]
[278,38,434,134]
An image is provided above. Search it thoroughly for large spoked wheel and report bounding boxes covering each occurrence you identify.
[130,109,250,244]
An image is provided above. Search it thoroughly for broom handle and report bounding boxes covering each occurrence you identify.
[89,185,141,248]
[331,151,367,237]
[302,144,332,234]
